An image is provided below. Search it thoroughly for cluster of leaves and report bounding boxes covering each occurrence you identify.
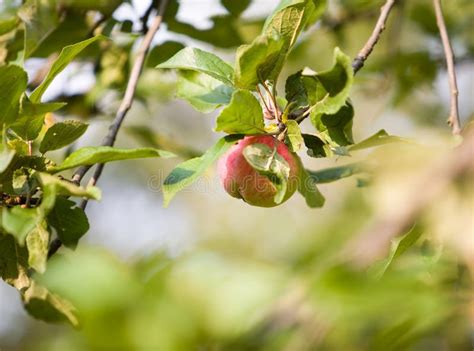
[0,0,176,325]
[156,0,404,208]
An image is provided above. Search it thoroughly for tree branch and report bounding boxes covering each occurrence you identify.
[49,0,169,258]
[433,0,462,135]
[351,0,398,73]
[291,0,398,123]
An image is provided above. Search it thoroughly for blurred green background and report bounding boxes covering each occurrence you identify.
[0,0,473,350]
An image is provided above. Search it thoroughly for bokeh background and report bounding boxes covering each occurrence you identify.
[0,0,473,350]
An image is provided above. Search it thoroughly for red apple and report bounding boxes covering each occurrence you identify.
[218,135,299,207]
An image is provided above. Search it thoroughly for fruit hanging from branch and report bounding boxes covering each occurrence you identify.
[218,135,299,207]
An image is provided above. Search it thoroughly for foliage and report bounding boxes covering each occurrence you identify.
[0,0,472,350]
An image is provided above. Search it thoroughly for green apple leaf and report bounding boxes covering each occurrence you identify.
[47,197,89,249]
[287,48,353,119]
[26,223,49,273]
[156,47,234,86]
[0,233,30,290]
[221,0,252,17]
[302,133,331,158]
[2,207,40,245]
[260,0,327,83]
[176,70,234,113]
[349,130,409,151]
[307,162,364,184]
[21,99,66,116]
[294,155,325,208]
[30,35,107,102]
[234,33,285,89]
[36,172,101,203]
[163,134,244,207]
[311,102,354,147]
[39,121,89,154]
[23,281,79,327]
[49,147,175,173]
[215,90,265,134]
[285,120,304,152]
[0,65,28,127]
[370,225,423,279]
[10,114,45,141]
[243,143,290,204]
[146,41,185,68]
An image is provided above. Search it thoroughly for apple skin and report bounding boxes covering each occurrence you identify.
[217,135,299,207]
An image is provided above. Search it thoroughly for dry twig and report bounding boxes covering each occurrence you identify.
[433,0,462,135]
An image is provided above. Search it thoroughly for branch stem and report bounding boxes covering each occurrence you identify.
[352,0,397,73]
[49,0,169,258]
[433,0,462,135]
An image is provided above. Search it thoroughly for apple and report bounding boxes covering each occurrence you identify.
[218,135,299,207]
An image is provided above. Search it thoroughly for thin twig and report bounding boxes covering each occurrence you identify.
[49,0,169,258]
[290,0,397,124]
[352,0,397,73]
[141,0,159,34]
[433,0,462,135]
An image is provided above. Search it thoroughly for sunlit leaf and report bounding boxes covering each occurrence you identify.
[39,120,88,154]
[0,65,28,126]
[163,135,244,207]
[49,147,175,173]
[23,281,79,327]
[30,35,107,102]
[176,70,234,113]
[157,47,234,86]
[234,33,285,89]
[215,90,265,134]
[26,223,49,273]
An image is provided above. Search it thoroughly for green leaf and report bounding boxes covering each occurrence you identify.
[163,135,244,207]
[23,281,79,327]
[349,129,408,151]
[0,65,28,127]
[302,133,331,158]
[242,143,290,204]
[176,70,234,113]
[215,90,265,134]
[285,120,304,152]
[221,0,252,17]
[0,233,30,290]
[47,197,89,249]
[49,147,175,173]
[21,99,66,116]
[0,156,47,195]
[311,102,354,147]
[30,35,107,102]
[10,114,45,141]
[156,47,234,86]
[307,162,363,184]
[295,155,325,208]
[2,207,40,245]
[26,223,49,273]
[146,41,185,68]
[234,33,285,89]
[36,172,101,202]
[370,226,423,279]
[309,48,353,116]
[260,0,326,82]
[39,120,88,154]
